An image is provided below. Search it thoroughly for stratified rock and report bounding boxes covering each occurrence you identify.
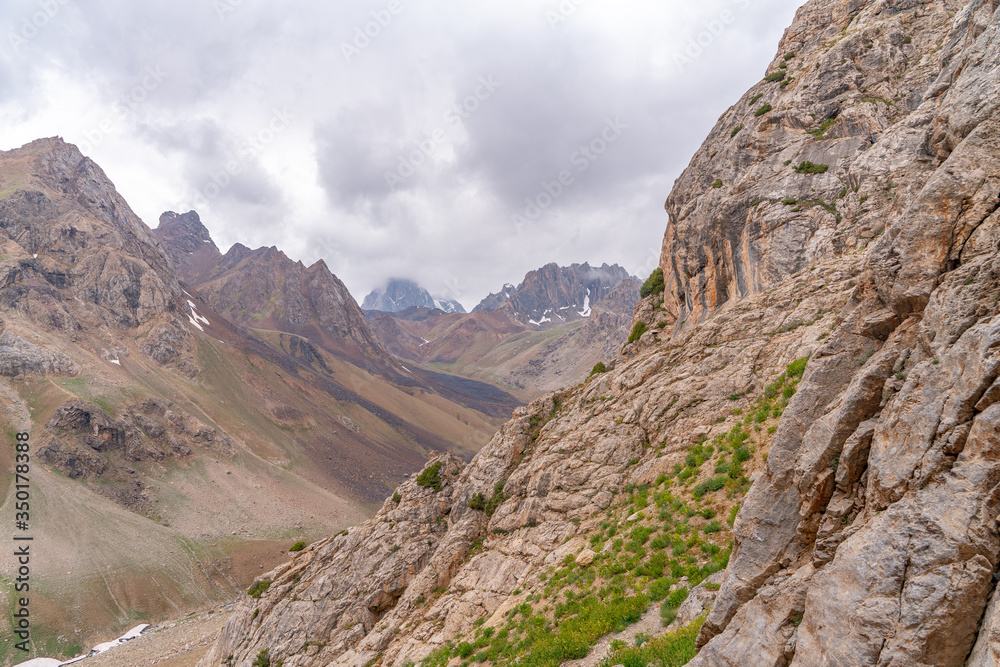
[0,332,79,376]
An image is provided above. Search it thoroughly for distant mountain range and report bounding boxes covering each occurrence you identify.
[474,262,635,326]
[367,263,640,398]
[362,278,466,314]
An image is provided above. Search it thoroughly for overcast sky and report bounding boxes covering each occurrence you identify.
[0,0,805,308]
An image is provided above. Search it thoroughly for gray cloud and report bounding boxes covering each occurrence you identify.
[0,0,806,308]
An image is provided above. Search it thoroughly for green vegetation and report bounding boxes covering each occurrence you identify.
[247,580,273,599]
[808,117,836,138]
[755,104,773,117]
[794,161,829,174]
[423,594,649,667]
[601,618,703,667]
[764,71,786,82]
[470,480,507,516]
[749,93,764,105]
[590,362,608,376]
[289,541,306,552]
[416,461,444,492]
[393,490,402,503]
[712,179,723,189]
[416,358,810,667]
[640,268,665,298]
[730,124,744,138]
[628,322,648,344]
[252,649,271,667]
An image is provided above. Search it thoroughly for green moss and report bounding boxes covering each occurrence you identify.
[289,541,306,552]
[712,179,723,189]
[754,104,773,117]
[764,71,786,82]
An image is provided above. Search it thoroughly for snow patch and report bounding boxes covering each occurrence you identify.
[109,359,120,366]
[528,316,552,326]
[187,300,210,331]
[21,624,151,665]
[578,289,592,317]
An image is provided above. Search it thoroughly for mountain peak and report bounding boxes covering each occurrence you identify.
[363,278,466,314]
[152,210,222,284]
[473,262,634,325]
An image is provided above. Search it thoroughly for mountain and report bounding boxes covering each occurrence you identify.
[0,139,521,661]
[201,2,1000,666]
[366,264,640,398]
[362,278,466,314]
[473,261,633,327]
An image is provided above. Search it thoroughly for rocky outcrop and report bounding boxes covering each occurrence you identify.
[154,211,223,285]
[40,397,235,513]
[0,332,78,376]
[0,139,185,331]
[200,1,1000,666]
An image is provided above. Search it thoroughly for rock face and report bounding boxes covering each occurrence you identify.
[0,332,78,376]
[473,262,635,327]
[154,210,222,285]
[0,138,185,333]
[200,1,1000,666]
[40,397,234,513]
[363,279,466,314]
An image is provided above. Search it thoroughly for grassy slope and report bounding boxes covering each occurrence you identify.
[416,359,808,667]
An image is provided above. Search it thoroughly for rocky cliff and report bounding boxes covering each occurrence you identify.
[202,0,1000,665]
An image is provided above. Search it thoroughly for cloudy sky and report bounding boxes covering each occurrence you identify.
[0,0,805,308]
